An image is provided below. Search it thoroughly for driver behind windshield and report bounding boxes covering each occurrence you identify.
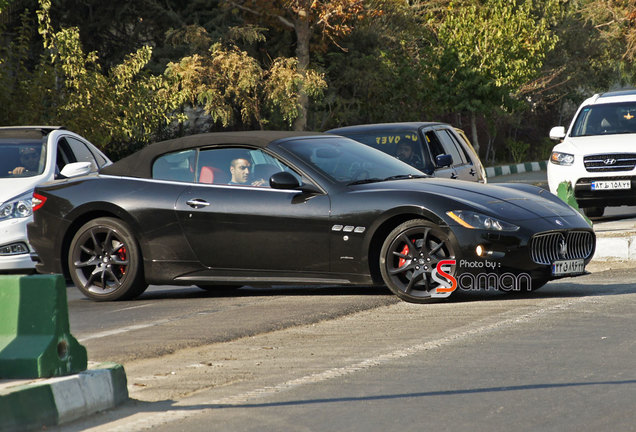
[9,145,41,176]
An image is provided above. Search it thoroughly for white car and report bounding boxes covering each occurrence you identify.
[548,89,636,218]
[0,126,111,272]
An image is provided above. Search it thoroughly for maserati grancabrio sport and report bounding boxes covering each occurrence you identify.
[28,131,595,303]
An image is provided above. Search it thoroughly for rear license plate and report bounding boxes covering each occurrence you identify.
[591,180,631,190]
[552,259,585,276]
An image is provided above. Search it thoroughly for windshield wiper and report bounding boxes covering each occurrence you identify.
[347,174,428,186]
[347,177,385,185]
[382,174,428,181]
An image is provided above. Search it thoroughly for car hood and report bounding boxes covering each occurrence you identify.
[0,177,42,203]
[562,134,636,153]
[356,178,581,220]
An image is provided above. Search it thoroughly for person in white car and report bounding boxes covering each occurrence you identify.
[0,127,111,273]
[9,145,42,176]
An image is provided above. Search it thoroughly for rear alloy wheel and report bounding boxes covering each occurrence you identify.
[68,217,147,301]
[380,219,456,303]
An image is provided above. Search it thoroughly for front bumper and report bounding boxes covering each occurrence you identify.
[0,217,35,271]
[548,157,636,207]
[448,215,595,290]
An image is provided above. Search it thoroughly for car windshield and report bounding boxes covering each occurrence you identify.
[571,102,636,137]
[279,136,426,185]
[0,139,47,178]
[337,131,431,172]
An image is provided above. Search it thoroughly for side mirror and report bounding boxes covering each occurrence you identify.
[549,126,566,140]
[435,154,453,168]
[270,171,321,194]
[270,171,301,189]
[59,162,92,178]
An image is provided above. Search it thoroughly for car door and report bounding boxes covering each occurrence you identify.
[435,128,479,182]
[169,146,332,273]
[422,129,459,179]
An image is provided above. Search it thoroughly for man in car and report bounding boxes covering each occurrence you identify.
[395,141,423,169]
[9,146,41,176]
[229,157,266,186]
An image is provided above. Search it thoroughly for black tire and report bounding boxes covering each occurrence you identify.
[68,217,147,301]
[379,219,456,303]
[583,206,604,218]
[530,279,548,291]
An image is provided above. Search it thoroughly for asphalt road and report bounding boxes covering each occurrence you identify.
[54,267,636,432]
[49,170,635,432]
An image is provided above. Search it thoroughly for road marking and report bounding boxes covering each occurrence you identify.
[88,295,600,432]
[77,320,172,342]
[109,304,154,313]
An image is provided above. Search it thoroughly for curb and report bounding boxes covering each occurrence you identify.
[592,219,636,263]
[0,362,128,432]
[486,161,547,178]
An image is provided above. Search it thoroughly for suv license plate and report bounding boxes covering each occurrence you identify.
[552,259,585,276]
[591,180,631,190]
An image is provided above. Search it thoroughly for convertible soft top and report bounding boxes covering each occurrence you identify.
[101,130,325,178]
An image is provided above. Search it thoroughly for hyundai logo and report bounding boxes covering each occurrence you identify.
[603,158,617,165]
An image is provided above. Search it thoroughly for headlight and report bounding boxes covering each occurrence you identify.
[550,151,575,166]
[0,193,33,221]
[447,210,519,231]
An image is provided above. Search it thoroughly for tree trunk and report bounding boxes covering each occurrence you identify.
[292,13,310,131]
[470,111,480,155]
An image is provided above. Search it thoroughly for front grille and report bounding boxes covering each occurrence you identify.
[584,153,636,172]
[530,231,595,265]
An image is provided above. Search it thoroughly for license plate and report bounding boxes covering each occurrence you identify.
[591,180,631,190]
[551,259,585,276]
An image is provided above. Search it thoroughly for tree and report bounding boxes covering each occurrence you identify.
[427,0,560,153]
[318,0,437,129]
[224,0,368,130]
[0,0,186,156]
[165,36,326,129]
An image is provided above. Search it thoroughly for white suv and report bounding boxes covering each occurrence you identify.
[548,89,636,217]
[0,127,111,272]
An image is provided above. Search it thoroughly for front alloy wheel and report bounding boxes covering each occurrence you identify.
[68,217,147,301]
[380,219,456,303]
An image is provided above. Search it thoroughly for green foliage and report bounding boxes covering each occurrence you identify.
[0,0,186,156]
[166,41,326,129]
[166,43,263,128]
[264,57,327,127]
[505,138,530,164]
[432,0,559,114]
[3,0,636,164]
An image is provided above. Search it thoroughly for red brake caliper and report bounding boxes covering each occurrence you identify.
[398,244,409,268]
[118,247,127,275]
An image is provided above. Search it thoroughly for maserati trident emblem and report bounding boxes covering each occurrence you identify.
[558,239,568,259]
[603,158,617,165]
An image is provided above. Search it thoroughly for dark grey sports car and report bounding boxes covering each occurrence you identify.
[28,131,595,303]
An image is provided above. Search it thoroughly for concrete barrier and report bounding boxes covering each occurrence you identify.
[0,275,87,379]
[0,362,128,431]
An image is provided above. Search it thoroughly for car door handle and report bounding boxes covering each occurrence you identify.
[186,199,210,209]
